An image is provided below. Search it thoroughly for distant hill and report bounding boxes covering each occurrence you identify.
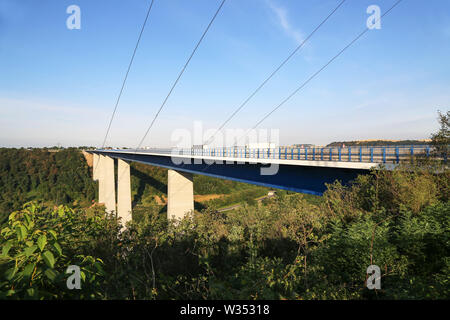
[0,148,96,222]
[326,139,431,147]
[0,148,269,222]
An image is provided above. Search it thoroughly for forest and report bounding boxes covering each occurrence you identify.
[326,139,431,147]
[0,111,448,300]
[0,148,96,223]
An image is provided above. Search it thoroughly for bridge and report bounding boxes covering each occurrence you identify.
[79,0,440,228]
[88,144,435,226]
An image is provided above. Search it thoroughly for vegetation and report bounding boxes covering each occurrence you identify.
[0,148,96,224]
[431,110,449,158]
[0,111,448,299]
[1,164,448,299]
[0,203,112,299]
[130,161,269,211]
[0,148,267,224]
[327,140,430,147]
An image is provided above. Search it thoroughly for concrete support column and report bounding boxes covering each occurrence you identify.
[167,169,194,220]
[102,155,116,214]
[98,155,106,204]
[93,153,100,181]
[117,159,132,226]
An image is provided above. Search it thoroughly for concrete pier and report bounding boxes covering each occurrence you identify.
[103,156,116,214]
[98,155,106,204]
[117,159,132,227]
[93,153,100,181]
[167,169,194,220]
[92,152,195,225]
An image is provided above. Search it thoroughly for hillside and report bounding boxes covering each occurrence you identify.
[0,148,96,223]
[326,139,431,147]
[0,148,271,223]
[1,162,448,300]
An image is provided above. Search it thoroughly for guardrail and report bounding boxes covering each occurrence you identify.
[119,145,447,164]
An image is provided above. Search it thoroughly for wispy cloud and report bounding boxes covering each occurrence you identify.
[0,97,103,117]
[266,0,304,45]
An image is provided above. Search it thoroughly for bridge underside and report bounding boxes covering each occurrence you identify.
[94,151,369,195]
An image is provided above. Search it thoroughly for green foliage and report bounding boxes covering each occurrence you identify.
[129,161,269,211]
[0,166,448,300]
[327,140,430,147]
[0,141,448,300]
[430,110,450,157]
[194,175,267,195]
[204,188,269,209]
[0,148,96,223]
[323,166,440,220]
[0,202,117,299]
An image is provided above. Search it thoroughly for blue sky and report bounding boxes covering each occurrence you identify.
[0,0,449,147]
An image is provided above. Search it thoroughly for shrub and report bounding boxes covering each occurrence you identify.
[0,202,116,299]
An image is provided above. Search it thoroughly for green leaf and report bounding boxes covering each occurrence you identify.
[42,251,55,268]
[23,213,31,227]
[16,225,27,241]
[80,271,86,282]
[1,227,11,236]
[44,268,58,282]
[6,290,15,297]
[8,212,16,221]
[4,266,18,281]
[94,262,104,274]
[27,221,35,231]
[37,235,47,252]
[52,242,62,256]
[48,230,57,241]
[26,288,35,298]
[24,245,38,257]
[1,241,13,258]
[23,263,36,278]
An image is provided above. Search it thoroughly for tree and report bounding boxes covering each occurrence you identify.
[430,110,449,158]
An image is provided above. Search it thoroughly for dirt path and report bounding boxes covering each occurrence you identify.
[216,194,275,213]
[194,194,224,202]
[154,194,225,205]
[154,195,167,205]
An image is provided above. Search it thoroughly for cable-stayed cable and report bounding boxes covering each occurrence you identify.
[180,0,403,184]
[203,0,346,146]
[97,0,226,215]
[135,0,227,151]
[235,0,403,145]
[94,0,155,178]
[100,0,155,149]
[114,0,404,207]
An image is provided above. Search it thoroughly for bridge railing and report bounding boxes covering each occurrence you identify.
[130,145,446,164]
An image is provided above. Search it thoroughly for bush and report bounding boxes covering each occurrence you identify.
[0,202,117,299]
[0,166,448,300]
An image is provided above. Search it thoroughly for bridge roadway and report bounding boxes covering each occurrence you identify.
[89,145,434,222]
[92,148,383,196]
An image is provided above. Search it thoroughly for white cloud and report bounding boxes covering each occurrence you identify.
[266,0,304,45]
